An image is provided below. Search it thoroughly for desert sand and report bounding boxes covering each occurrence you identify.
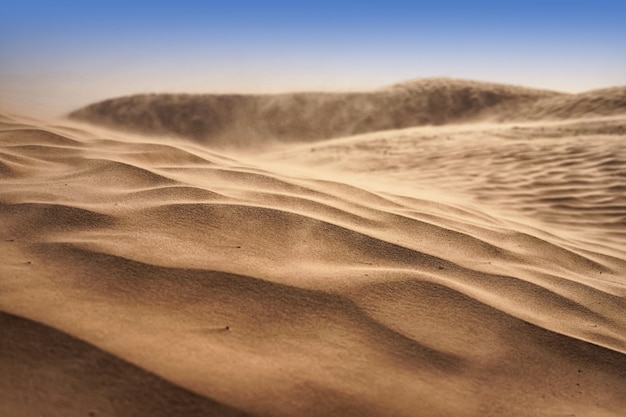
[1,79,625,417]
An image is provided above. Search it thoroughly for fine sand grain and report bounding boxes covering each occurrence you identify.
[1,92,625,416]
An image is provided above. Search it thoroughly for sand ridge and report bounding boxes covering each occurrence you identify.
[1,111,625,416]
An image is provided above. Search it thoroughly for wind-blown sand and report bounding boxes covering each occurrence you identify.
[1,80,626,416]
[68,78,561,147]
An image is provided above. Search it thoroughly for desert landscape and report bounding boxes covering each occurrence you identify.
[1,76,625,416]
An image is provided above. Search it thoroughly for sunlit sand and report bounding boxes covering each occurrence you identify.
[1,79,625,416]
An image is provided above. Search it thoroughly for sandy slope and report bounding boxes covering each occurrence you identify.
[1,110,625,417]
[0,311,252,417]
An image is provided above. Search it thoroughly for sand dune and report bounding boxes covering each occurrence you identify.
[1,108,625,416]
[68,79,626,150]
[68,78,560,147]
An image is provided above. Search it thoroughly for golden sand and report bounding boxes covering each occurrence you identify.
[1,82,625,416]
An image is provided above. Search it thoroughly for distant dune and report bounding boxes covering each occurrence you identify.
[69,78,560,147]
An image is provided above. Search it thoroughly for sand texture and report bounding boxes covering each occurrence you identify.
[1,82,626,416]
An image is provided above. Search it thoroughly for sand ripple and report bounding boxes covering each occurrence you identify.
[1,115,625,416]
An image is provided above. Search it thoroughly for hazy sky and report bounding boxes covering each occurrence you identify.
[2,0,625,116]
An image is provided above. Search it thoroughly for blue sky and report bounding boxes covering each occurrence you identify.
[1,0,625,116]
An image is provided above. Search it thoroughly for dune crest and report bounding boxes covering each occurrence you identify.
[1,112,625,416]
[494,85,626,121]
